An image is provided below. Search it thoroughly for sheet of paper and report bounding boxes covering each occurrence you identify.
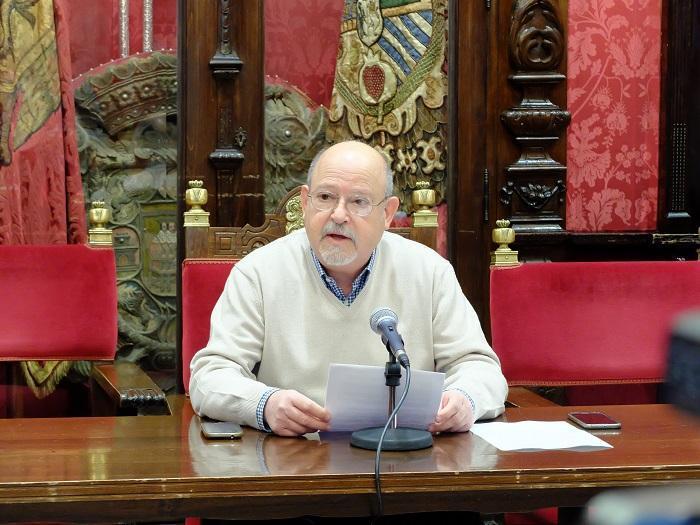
[470,420,613,451]
[325,363,445,432]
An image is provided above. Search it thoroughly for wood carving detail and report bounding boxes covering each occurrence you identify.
[211,220,286,258]
[76,52,178,374]
[509,0,565,72]
[500,180,565,211]
[500,0,570,233]
[206,187,301,258]
[501,108,569,139]
[74,52,177,136]
[209,0,243,76]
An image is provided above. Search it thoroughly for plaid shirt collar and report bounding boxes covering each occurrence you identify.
[310,248,376,306]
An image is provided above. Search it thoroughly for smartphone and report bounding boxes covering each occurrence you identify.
[568,411,621,430]
[200,419,244,439]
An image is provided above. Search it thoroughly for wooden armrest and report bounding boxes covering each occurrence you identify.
[506,386,560,408]
[91,362,170,416]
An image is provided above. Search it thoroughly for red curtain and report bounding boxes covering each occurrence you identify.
[566,0,661,231]
[0,0,86,245]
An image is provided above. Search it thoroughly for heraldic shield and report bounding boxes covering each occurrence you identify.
[330,0,447,139]
[328,0,448,210]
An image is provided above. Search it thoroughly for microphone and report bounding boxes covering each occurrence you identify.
[369,307,410,368]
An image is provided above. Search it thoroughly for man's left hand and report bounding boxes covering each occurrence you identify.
[428,390,475,433]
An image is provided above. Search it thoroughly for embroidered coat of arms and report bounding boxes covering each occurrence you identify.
[328,0,448,208]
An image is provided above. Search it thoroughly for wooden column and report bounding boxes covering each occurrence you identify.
[499,0,570,234]
[179,0,265,229]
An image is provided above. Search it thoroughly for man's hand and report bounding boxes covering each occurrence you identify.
[428,390,475,433]
[264,389,331,436]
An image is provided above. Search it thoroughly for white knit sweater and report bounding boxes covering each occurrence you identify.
[189,230,507,429]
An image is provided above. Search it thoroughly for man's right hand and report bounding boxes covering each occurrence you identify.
[263,389,331,436]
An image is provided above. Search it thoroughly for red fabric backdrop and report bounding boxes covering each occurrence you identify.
[65,0,337,106]
[566,0,661,231]
[64,0,177,78]
[264,0,343,108]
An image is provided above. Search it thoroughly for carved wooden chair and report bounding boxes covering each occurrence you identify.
[0,203,167,417]
[181,180,439,391]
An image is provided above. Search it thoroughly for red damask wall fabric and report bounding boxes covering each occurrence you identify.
[66,0,332,103]
[566,0,661,231]
[64,0,177,78]
[0,0,86,245]
[265,0,343,108]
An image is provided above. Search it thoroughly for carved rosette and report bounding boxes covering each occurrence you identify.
[500,0,570,233]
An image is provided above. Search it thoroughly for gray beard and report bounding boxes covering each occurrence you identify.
[318,243,358,267]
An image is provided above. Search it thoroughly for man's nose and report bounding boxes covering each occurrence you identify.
[330,197,350,222]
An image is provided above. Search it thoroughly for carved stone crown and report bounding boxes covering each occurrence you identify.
[75,52,177,136]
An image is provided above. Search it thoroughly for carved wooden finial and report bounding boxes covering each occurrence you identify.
[88,201,113,247]
[411,180,438,228]
[491,219,519,266]
[184,180,210,227]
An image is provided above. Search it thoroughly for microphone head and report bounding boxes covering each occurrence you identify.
[369,307,398,334]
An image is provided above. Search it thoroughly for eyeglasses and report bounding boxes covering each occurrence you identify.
[308,191,388,217]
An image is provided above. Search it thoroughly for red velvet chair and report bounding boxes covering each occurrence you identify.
[491,260,700,406]
[0,242,166,417]
[489,224,700,525]
[181,259,236,525]
[181,259,238,393]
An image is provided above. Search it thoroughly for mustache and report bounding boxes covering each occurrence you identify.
[321,222,356,242]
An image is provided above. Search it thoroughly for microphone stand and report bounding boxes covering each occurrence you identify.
[350,344,433,451]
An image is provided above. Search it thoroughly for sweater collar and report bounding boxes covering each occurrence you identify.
[309,248,377,306]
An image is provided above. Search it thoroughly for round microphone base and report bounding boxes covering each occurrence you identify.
[350,427,433,451]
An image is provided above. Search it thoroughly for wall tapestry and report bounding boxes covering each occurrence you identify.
[265,0,342,109]
[326,0,448,240]
[0,0,86,245]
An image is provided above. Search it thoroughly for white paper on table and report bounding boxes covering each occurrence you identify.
[470,420,613,451]
[325,363,445,432]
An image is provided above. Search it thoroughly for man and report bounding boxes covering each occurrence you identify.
[189,140,507,436]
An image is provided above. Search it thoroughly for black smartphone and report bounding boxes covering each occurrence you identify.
[567,411,621,430]
[200,419,244,439]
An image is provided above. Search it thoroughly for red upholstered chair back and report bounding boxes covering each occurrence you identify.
[490,261,700,390]
[181,259,237,392]
[0,244,117,361]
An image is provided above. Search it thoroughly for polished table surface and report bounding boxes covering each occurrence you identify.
[1,395,699,523]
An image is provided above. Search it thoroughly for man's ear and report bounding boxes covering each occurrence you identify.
[300,185,310,214]
[383,196,400,228]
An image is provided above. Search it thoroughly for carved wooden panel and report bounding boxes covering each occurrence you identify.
[76,52,178,374]
[179,0,264,230]
[499,0,570,233]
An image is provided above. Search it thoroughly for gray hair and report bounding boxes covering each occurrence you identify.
[306,142,394,198]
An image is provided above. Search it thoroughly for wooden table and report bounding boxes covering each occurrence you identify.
[0,396,698,523]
